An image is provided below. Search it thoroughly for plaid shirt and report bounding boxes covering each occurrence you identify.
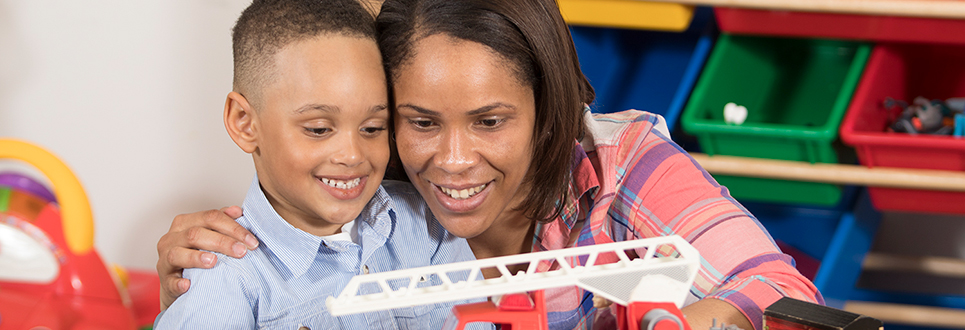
[532,109,822,330]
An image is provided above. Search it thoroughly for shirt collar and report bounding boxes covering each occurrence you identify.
[533,109,600,253]
[241,175,394,278]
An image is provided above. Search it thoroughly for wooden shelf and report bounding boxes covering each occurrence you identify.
[646,0,965,19]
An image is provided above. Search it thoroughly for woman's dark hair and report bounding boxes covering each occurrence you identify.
[377,0,595,222]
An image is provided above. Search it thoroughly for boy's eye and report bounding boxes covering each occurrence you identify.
[304,127,331,136]
[361,126,387,134]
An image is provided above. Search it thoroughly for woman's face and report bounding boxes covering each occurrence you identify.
[392,34,536,239]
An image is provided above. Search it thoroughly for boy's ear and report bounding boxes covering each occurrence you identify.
[224,91,258,154]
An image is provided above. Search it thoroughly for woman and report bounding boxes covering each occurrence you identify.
[156,0,821,329]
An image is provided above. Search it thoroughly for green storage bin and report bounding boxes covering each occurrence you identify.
[682,34,870,206]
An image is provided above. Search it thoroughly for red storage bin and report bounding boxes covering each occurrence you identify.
[840,43,965,215]
[715,7,965,45]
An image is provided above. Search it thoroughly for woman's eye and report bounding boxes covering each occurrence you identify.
[477,118,501,127]
[305,127,331,136]
[409,119,435,129]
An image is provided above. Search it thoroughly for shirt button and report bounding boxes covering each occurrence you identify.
[297,326,310,330]
[362,265,370,274]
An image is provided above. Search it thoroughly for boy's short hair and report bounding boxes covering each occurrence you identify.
[232,0,377,104]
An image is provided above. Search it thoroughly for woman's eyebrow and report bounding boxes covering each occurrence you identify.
[397,103,515,116]
[467,103,515,116]
[397,104,440,116]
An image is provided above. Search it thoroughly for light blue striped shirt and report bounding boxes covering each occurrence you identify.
[156,177,487,329]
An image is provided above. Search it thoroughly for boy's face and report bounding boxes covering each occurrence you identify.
[245,35,389,236]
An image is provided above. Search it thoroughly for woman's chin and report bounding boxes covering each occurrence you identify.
[436,216,488,239]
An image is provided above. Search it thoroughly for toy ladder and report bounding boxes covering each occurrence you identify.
[326,235,700,316]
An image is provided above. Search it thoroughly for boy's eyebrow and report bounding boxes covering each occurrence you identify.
[294,104,389,114]
[371,104,389,113]
[294,104,340,114]
[396,103,514,116]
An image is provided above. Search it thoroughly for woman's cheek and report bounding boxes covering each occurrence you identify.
[396,130,426,165]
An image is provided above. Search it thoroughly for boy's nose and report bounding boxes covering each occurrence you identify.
[332,135,364,167]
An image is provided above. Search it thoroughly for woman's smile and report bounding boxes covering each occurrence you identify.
[392,34,536,239]
[431,181,492,212]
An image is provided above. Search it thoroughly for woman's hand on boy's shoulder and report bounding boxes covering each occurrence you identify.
[156,206,257,310]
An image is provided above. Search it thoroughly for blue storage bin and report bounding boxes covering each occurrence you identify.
[570,6,715,130]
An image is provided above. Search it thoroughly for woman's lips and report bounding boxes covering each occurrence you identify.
[431,181,491,213]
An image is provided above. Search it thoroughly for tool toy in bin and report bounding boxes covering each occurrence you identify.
[0,139,156,330]
[885,96,965,135]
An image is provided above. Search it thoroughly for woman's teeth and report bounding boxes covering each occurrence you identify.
[321,177,361,189]
[440,184,486,200]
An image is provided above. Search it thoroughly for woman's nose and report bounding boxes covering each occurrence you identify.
[434,129,477,173]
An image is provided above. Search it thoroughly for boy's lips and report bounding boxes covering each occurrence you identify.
[317,175,367,200]
[431,181,491,213]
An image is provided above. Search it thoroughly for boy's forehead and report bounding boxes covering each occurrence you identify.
[255,34,386,114]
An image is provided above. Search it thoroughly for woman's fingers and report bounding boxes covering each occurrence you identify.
[222,205,244,219]
[217,206,259,249]
[156,207,255,310]
[169,208,257,255]
[157,246,206,310]
[159,274,188,311]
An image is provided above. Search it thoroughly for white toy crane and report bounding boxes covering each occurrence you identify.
[326,235,700,330]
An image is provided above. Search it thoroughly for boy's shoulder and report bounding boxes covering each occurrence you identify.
[381,179,421,196]
[379,180,449,241]
[185,215,265,280]
[380,180,432,221]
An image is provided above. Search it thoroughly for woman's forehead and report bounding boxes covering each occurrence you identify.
[395,35,528,89]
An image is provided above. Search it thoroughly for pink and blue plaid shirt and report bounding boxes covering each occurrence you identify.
[532,109,822,330]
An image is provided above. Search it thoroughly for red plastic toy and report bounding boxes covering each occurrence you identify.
[440,290,691,330]
[0,139,158,329]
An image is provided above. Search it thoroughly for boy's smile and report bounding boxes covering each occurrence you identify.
[225,34,389,237]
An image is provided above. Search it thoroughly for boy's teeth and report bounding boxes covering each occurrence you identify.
[440,184,486,200]
[321,177,361,189]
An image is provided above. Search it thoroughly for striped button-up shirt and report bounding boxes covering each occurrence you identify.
[533,109,822,330]
[156,177,484,329]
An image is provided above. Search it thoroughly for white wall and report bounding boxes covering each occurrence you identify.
[0,0,254,270]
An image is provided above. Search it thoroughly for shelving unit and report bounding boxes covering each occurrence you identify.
[643,0,965,19]
[562,1,965,328]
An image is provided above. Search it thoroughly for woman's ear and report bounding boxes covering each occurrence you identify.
[224,91,258,154]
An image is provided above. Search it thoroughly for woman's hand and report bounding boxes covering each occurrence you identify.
[681,298,753,330]
[155,206,258,310]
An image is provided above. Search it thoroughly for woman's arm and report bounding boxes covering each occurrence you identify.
[155,206,258,310]
[584,110,820,330]
[626,132,821,330]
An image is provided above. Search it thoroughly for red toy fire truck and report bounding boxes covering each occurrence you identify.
[327,235,700,330]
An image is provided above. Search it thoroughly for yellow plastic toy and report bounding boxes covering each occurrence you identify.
[0,138,94,254]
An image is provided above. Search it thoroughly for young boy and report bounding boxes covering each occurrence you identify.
[154,0,480,328]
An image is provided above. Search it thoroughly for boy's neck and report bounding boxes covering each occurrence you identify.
[260,184,345,237]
